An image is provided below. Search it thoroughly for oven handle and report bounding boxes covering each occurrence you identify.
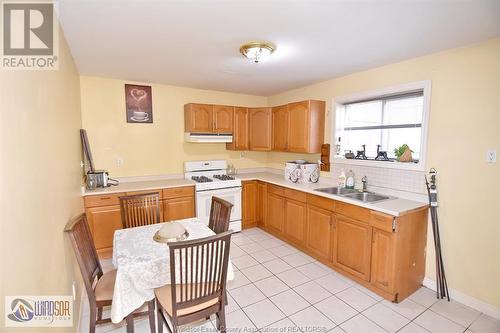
[196,186,242,193]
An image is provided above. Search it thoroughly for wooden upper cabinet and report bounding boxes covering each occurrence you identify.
[288,100,326,153]
[272,105,289,151]
[333,214,372,281]
[227,107,248,150]
[213,105,234,133]
[184,103,213,133]
[248,107,272,151]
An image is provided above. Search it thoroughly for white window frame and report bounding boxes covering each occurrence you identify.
[331,80,431,171]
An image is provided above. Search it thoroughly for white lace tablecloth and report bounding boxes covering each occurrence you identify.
[111,218,235,323]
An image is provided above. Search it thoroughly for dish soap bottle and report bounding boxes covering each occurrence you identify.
[346,169,355,189]
[338,169,346,188]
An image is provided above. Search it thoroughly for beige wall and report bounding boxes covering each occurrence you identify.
[0,29,84,332]
[80,76,269,177]
[268,39,500,308]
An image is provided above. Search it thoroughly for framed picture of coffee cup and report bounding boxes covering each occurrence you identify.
[125,84,153,123]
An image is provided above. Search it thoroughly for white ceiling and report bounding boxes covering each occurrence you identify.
[58,0,500,96]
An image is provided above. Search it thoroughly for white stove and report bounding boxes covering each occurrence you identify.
[185,160,242,231]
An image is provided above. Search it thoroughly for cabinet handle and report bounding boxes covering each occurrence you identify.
[100,197,111,200]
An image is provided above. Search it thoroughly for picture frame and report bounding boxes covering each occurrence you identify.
[125,84,153,123]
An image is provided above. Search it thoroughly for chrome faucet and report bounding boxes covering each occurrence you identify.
[361,176,368,192]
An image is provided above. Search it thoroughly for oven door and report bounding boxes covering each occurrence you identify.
[196,186,242,226]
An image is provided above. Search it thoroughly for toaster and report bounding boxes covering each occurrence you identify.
[86,170,109,189]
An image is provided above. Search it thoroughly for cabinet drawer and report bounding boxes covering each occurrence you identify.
[162,186,194,199]
[370,211,395,232]
[336,201,370,222]
[284,188,307,202]
[84,193,123,208]
[307,194,335,211]
[126,189,163,199]
[267,184,285,196]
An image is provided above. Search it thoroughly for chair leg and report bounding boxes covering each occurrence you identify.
[89,306,97,333]
[217,309,226,333]
[147,299,156,333]
[157,300,164,333]
[126,314,134,333]
[97,307,103,321]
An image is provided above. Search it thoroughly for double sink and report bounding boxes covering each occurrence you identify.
[314,187,393,203]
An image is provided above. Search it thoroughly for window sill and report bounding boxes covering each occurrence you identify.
[331,156,426,171]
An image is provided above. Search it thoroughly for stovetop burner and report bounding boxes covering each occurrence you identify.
[191,176,213,183]
[213,174,235,181]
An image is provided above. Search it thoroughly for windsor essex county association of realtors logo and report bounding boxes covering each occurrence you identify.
[5,296,73,327]
[1,1,59,70]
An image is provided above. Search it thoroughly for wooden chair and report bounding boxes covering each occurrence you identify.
[155,231,233,333]
[65,214,155,333]
[208,197,233,234]
[120,192,161,229]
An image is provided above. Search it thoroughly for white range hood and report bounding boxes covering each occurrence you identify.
[184,133,233,143]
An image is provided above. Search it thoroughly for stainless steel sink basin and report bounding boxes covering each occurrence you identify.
[343,192,391,202]
[315,187,358,195]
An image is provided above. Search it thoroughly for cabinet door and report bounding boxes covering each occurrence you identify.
[163,197,195,221]
[242,180,257,229]
[272,105,289,151]
[185,103,213,132]
[86,205,122,252]
[284,199,307,246]
[306,205,334,262]
[266,192,285,235]
[227,107,248,150]
[213,105,234,133]
[248,108,272,151]
[371,228,396,293]
[257,182,267,227]
[288,101,310,153]
[334,214,372,281]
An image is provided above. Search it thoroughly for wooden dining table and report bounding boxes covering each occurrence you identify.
[110,217,235,324]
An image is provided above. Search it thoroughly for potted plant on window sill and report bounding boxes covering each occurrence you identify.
[394,144,413,162]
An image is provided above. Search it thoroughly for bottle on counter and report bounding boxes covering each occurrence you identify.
[346,169,355,189]
[338,169,346,188]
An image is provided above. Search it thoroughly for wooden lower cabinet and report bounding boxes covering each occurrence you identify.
[306,205,334,261]
[284,199,306,246]
[266,192,285,234]
[333,214,372,281]
[84,185,196,256]
[370,228,396,293]
[256,182,267,227]
[86,205,123,254]
[242,180,258,229]
[163,196,194,221]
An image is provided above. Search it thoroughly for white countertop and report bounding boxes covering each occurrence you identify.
[236,172,427,217]
[83,178,195,196]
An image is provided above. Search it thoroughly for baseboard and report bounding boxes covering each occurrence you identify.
[423,277,500,320]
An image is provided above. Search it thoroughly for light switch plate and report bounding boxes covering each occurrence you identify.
[486,149,497,163]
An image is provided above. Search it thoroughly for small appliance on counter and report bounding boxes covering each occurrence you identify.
[285,160,320,184]
[80,129,119,189]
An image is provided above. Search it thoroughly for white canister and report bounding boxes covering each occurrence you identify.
[285,161,320,184]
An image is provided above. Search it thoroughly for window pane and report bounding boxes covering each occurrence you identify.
[344,100,382,128]
[383,96,423,125]
[343,129,381,157]
[382,127,421,159]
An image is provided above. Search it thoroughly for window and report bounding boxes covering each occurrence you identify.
[334,81,430,169]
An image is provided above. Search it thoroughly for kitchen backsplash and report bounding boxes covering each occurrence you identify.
[331,163,427,194]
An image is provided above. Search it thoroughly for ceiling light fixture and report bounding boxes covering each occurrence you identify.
[239,41,276,63]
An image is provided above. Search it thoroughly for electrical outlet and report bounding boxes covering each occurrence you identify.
[116,157,124,167]
[486,149,497,164]
[240,152,246,159]
[72,281,76,301]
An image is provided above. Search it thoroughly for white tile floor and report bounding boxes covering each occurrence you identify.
[84,227,500,333]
